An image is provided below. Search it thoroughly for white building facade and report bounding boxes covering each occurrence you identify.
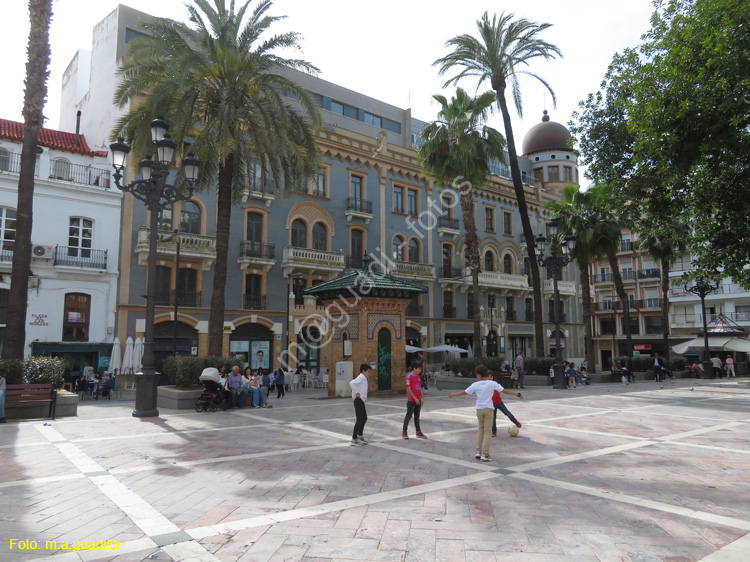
[0,119,121,378]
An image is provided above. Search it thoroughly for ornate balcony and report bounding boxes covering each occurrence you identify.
[241,180,276,206]
[155,290,202,307]
[282,246,345,276]
[238,241,275,272]
[345,197,374,223]
[468,269,529,295]
[243,294,267,310]
[543,279,577,297]
[437,216,460,239]
[54,246,108,270]
[135,227,216,270]
[391,260,436,280]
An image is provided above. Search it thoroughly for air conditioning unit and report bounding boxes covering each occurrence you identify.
[32,245,53,259]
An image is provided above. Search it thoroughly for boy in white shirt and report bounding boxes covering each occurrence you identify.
[449,365,523,461]
[349,364,372,446]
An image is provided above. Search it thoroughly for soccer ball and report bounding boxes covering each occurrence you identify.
[508,425,520,437]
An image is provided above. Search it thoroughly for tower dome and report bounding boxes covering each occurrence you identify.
[522,111,572,155]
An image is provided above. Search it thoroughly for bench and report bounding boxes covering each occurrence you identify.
[6,383,57,420]
[492,370,514,388]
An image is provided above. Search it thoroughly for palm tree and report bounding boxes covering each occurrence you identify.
[434,11,562,358]
[2,0,52,360]
[638,224,688,359]
[547,184,621,372]
[113,0,321,355]
[417,89,506,358]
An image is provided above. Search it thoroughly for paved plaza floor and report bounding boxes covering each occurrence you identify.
[1,378,749,562]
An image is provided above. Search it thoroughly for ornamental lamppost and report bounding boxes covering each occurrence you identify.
[110,117,199,417]
[684,275,719,379]
[535,218,576,389]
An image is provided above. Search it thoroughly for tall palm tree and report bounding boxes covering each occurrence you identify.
[434,11,562,358]
[3,0,52,360]
[417,89,506,357]
[113,0,321,355]
[638,224,688,359]
[547,184,621,372]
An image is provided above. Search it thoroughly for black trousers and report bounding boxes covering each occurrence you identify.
[402,401,422,433]
[352,397,367,439]
[492,402,520,433]
[277,382,285,398]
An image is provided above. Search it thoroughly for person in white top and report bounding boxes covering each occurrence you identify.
[449,365,523,462]
[725,354,736,377]
[349,364,372,446]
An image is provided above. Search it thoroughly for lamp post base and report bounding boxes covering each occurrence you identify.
[132,372,160,418]
[702,360,715,379]
[553,361,568,389]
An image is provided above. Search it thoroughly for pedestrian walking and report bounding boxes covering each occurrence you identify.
[402,361,427,439]
[449,365,523,462]
[275,368,286,398]
[653,353,665,382]
[513,351,526,389]
[711,355,723,378]
[350,363,371,446]
[726,354,736,377]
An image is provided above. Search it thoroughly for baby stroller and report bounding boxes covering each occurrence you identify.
[195,368,231,412]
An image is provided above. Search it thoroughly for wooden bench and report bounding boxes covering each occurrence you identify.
[6,383,57,420]
[492,370,514,388]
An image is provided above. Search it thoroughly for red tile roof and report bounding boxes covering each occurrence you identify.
[0,118,108,157]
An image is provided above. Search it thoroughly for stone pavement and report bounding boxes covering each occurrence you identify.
[1,378,749,562]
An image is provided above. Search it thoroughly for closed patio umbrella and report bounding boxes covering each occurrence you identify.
[121,337,134,375]
[133,337,144,373]
[109,337,122,375]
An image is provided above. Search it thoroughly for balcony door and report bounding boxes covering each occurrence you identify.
[68,217,93,258]
[177,268,198,306]
[351,229,363,269]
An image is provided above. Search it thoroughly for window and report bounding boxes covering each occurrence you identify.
[293,277,306,305]
[393,236,405,261]
[443,291,455,317]
[393,186,404,213]
[351,175,363,200]
[484,252,495,272]
[330,101,344,115]
[485,207,495,232]
[621,316,640,335]
[548,166,559,182]
[645,317,663,335]
[407,189,418,216]
[0,288,7,355]
[176,268,198,306]
[155,266,171,304]
[157,205,172,231]
[0,149,9,171]
[313,168,326,196]
[487,294,496,309]
[245,273,262,309]
[467,292,474,319]
[291,219,307,248]
[503,211,512,235]
[180,201,201,234]
[563,166,572,182]
[408,239,419,263]
[68,217,92,258]
[351,229,364,266]
[364,112,381,127]
[442,244,453,269]
[441,194,453,217]
[600,318,616,335]
[533,168,544,183]
[52,158,71,180]
[62,293,90,341]
[246,212,263,244]
[0,207,16,250]
[312,223,327,251]
[503,254,512,274]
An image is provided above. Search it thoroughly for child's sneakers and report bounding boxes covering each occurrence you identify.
[475,450,481,459]
[480,454,493,462]
[350,439,364,447]
[416,432,427,439]
[516,422,522,428]
[402,432,409,440]
[358,436,369,444]
[491,431,497,437]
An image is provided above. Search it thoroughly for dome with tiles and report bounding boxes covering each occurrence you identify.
[522,111,572,155]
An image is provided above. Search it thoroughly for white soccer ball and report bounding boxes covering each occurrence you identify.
[508,425,519,437]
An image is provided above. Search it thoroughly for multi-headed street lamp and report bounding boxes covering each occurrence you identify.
[684,275,719,379]
[535,218,576,390]
[110,117,199,417]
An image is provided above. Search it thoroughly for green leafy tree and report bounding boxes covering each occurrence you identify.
[418,89,506,357]
[2,0,53,360]
[638,223,689,359]
[113,0,321,355]
[546,184,621,371]
[435,11,562,357]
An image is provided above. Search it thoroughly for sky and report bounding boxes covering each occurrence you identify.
[1,0,656,164]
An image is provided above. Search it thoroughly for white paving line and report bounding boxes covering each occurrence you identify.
[525,424,644,441]
[371,441,497,472]
[506,440,655,472]
[509,472,750,532]
[698,531,750,561]
[656,421,747,441]
[670,440,750,456]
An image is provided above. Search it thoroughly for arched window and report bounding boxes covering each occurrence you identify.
[484,251,495,272]
[0,207,16,251]
[312,222,327,251]
[62,293,90,342]
[408,238,419,263]
[52,158,71,180]
[291,219,307,248]
[393,235,405,261]
[0,149,9,171]
[503,254,513,274]
[180,201,201,234]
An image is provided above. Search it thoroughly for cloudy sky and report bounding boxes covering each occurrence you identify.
[2,0,655,163]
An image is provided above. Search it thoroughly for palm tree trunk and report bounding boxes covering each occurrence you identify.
[579,264,595,371]
[459,186,482,358]
[661,261,671,359]
[495,90,544,357]
[2,0,52,360]
[608,254,632,356]
[208,157,233,356]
